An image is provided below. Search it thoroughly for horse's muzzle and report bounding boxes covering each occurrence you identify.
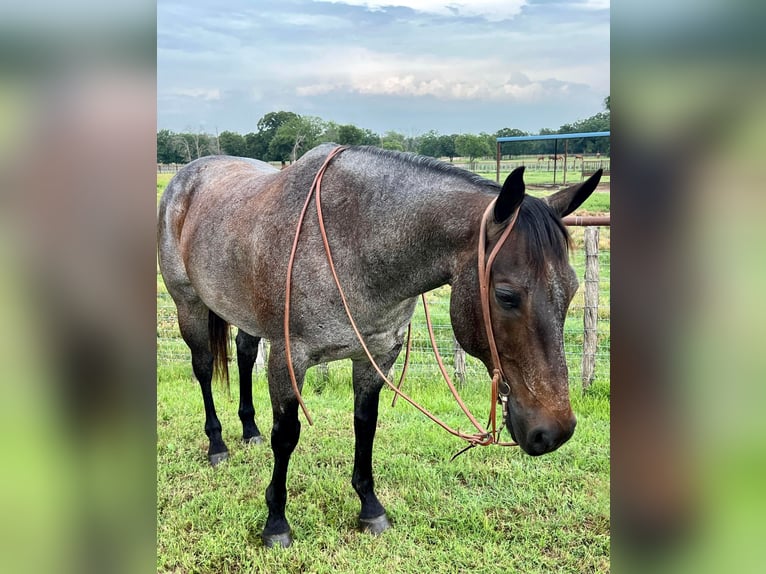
[507,409,576,456]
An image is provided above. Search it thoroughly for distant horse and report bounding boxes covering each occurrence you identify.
[571,154,584,168]
[158,144,601,547]
[548,155,563,161]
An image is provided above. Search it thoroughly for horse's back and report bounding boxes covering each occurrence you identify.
[158,156,279,299]
[160,155,277,213]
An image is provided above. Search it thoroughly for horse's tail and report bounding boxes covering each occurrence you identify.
[208,310,231,391]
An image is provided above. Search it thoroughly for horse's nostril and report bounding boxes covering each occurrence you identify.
[525,419,576,456]
[525,427,558,456]
[528,428,551,455]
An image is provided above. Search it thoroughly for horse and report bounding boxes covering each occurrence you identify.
[157,144,602,547]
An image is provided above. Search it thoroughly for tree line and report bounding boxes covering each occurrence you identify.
[158,98,609,165]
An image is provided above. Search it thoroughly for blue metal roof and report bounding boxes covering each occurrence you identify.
[496,131,610,143]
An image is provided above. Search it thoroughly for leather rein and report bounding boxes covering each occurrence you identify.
[284,146,519,453]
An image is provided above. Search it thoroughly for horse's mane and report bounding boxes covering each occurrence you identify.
[516,196,571,276]
[353,146,571,274]
[354,145,500,191]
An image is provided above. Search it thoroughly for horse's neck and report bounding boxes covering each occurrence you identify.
[363,186,490,299]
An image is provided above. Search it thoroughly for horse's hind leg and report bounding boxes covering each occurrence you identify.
[351,344,402,535]
[235,329,263,445]
[262,344,306,548]
[177,301,229,466]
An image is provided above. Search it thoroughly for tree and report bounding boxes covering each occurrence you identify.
[157,129,185,163]
[439,134,457,162]
[379,130,406,152]
[173,134,192,162]
[244,132,268,159]
[269,115,326,163]
[320,121,340,144]
[495,128,532,157]
[417,130,442,158]
[255,111,301,161]
[455,134,491,169]
[565,110,610,154]
[359,128,380,146]
[218,131,246,156]
[175,131,216,160]
[256,111,300,136]
[337,124,366,146]
[479,132,497,160]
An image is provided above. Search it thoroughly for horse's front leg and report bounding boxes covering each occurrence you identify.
[351,344,401,535]
[262,345,305,548]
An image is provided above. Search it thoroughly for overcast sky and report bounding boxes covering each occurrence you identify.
[158,0,609,136]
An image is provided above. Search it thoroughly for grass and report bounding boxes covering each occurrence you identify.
[156,174,610,573]
[158,364,610,573]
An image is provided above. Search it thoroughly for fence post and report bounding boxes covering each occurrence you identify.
[255,339,268,372]
[581,226,600,392]
[453,333,466,387]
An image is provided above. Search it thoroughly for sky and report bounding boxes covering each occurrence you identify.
[157,0,609,136]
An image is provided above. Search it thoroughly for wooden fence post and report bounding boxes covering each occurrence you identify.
[453,333,466,387]
[255,339,268,372]
[581,226,600,392]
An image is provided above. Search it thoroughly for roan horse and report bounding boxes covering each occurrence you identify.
[158,144,602,547]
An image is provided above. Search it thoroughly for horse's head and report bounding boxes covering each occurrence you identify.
[451,167,602,456]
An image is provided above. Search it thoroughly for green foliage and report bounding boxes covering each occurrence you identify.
[256,110,300,136]
[269,115,327,162]
[440,134,457,161]
[336,124,380,146]
[455,133,491,168]
[495,128,534,156]
[157,129,185,163]
[244,131,268,160]
[337,124,366,145]
[157,103,611,164]
[380,130,407,152]
[218,130,247,157]
[417,130,442,158]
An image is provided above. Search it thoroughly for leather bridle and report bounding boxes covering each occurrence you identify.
[284,146,519,454]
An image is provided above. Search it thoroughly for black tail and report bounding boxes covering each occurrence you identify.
[208,310,230,391]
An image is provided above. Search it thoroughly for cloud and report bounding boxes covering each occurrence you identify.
[166,88,221,101]
[313,0,527,21]
[291,48,585,102]
[575,0,610,9]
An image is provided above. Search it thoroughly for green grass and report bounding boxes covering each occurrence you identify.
[158,357,610,573]
[157,174,610,573]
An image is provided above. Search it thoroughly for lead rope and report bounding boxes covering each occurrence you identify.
[284,146,518,452]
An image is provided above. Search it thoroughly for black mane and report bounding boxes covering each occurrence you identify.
[355,145,500,191]
[517,195,571,275]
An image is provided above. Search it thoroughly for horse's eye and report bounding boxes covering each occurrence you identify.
[495,288,521,310]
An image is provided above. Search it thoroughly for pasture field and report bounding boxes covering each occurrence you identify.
[156,174,610,573]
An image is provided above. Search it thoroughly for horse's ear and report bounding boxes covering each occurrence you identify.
[495,166,525,223]
[544,169,602,218]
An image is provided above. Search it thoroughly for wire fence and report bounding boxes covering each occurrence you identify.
[157,229,610,392]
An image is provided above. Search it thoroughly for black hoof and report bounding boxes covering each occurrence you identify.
[358,513,392,536]
[262,530,293,548]
[208,451,229,466]
[243,435,264,445]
